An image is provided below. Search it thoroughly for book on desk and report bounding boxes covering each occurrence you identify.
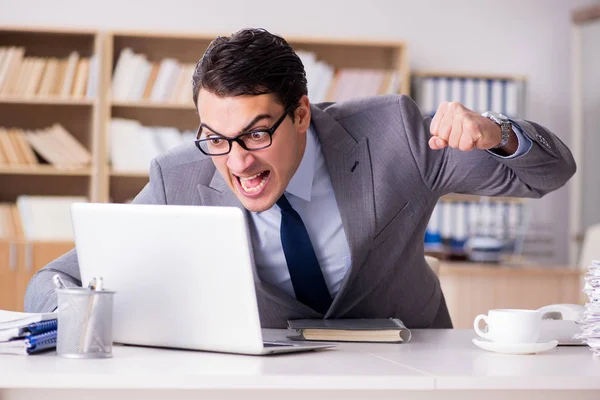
[287,318,412,343]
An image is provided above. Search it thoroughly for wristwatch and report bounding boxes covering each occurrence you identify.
[482,111,511,149]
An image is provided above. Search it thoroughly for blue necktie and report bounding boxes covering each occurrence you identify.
[277,194,332,314]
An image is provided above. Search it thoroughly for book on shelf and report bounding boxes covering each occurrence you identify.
[0,123,92,169]
[295,49,402,104]
[287,318,412,343]
[0,203,22,240]
[0,203,15,239]
[0,47,94,99]
[109,118,195,173]
[111,48,196,104]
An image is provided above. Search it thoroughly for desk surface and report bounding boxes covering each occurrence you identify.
[0,329,599,392]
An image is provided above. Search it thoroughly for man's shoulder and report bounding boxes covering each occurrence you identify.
[154,142,214,178]
[313,94,416,121]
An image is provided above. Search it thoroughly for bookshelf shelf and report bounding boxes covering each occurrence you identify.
[110,171,149,178]
[0,165,92,176]
[0,27,102,211]
[111,100,194,110]
[0,96,94,106]
[411,70,527,82]
[0,27,102,310]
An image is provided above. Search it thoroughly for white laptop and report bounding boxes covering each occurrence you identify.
[71,202,335,355]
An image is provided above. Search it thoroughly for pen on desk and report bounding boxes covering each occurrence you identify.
[96,277,104,291]
[79,277,98,353]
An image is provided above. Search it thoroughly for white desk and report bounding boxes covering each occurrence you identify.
[0,329,599,400]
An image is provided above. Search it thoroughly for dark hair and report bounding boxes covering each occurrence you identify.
[192,28,307,120]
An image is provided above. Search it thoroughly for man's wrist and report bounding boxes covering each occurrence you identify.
[482,111,518,156]
[493,127,518,156]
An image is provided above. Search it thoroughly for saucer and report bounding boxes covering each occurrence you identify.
[472,338,558,355]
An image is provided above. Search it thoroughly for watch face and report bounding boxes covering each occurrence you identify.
[483,111,509,124]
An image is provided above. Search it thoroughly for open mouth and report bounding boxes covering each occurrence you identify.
[236,170,270,195]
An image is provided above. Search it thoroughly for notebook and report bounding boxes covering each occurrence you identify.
[0,319,58,342]
[0,329,57,355]
[287,318,412,343]
[71,202,336,355]
[0,310,58,342]
[0,310,56,330]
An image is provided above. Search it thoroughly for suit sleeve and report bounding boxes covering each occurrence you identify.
[24,159,168,313]
[398,96,576,198]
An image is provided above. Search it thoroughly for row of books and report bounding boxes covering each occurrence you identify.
[111,48,195,104]
[0,196,86,241]
[0,124,92,169]
[109,47,403,105]
[0,47,97,99]
[296,50,401,103]
[109,118,194,173]
[411,76,525,118]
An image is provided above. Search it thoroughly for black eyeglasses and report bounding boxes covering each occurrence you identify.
[195,104,294,156]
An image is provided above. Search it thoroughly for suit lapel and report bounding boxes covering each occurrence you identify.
[310,106,376,317]
[197,171,243,209]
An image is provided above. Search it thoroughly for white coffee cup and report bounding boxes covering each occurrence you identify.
[473,309,542,343]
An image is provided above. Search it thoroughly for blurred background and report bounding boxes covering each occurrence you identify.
[0,0,598,327]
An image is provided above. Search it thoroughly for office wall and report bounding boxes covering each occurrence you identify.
[1,0,597,264]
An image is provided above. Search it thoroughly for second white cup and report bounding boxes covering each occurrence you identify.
[473,309,542,344]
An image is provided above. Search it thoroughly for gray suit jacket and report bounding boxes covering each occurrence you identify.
[24,95,576,328]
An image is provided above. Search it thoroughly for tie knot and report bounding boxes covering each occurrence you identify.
[276,193,293,211]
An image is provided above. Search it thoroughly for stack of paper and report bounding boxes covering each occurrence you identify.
[0,310,57,355]
[576,260,600,357]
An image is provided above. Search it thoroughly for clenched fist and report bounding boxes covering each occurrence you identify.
[428,102,516,154]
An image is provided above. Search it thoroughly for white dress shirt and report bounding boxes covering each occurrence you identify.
[247,121,531,300]
[248,124,351,298]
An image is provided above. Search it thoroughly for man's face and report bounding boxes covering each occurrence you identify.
[197,90,311,212]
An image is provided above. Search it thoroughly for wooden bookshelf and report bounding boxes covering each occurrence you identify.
[0,27,101,311]
[111,100,194,110]
[0,97,95,106]
[0,27,102,202]
[100,30,410,203]
[411,70,527,82]
[0,165,92,176]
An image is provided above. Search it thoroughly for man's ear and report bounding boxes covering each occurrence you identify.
[295,95,311,133]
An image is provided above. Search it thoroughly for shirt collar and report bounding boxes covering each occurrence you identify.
[285,124,317,202]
